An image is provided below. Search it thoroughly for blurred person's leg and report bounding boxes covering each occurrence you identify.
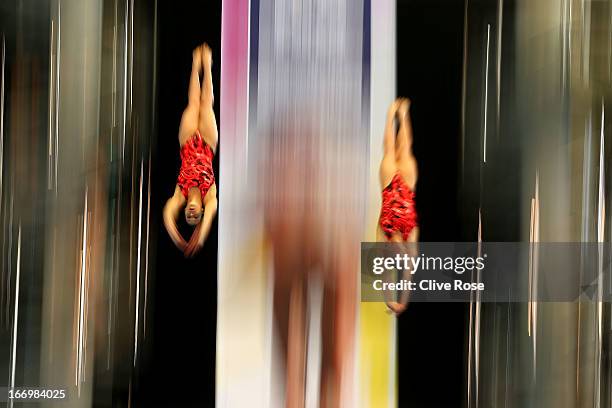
[286,274,307,408]
[321,239,357,408]
[321,279,339,408]
[273,251,307,408]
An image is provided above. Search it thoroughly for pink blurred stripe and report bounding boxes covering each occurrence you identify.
[221,0,249,148]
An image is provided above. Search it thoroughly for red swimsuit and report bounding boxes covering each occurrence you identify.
[379,173,418,241]
[177,131,215,199]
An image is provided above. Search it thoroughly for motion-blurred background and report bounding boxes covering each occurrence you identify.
[1,0,611,407]
[0,0,220,406]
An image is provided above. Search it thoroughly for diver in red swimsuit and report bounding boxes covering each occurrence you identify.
[378,98,419,314]
[163,43,218,257]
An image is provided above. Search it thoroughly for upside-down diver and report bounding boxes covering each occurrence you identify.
[378,98,419,315]
[163,43,218,257]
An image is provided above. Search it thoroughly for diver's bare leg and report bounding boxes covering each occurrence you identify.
[396,98,418,190]
[383,99,401,154]
[179,46,202,146]
[200,43,214,107]
[380,100,401,189]
[198,43,218,151]
[395,98,412,156]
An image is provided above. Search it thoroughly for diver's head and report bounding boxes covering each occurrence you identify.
[185,188,203,225]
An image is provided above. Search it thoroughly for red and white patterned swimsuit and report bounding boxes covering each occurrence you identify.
[379,172,418,241]
[177,131,215,200]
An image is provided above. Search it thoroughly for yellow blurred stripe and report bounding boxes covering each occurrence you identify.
[360,300,395,408]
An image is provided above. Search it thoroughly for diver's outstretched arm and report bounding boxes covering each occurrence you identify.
[164,186,188,251]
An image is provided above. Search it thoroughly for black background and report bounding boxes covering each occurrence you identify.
[396,0,468,406]
[138,1,221,406]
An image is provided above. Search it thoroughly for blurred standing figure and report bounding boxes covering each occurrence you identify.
[163,43,218,257]
[249,0,366,405]
[378,98,419,315]
[264,123,357,408]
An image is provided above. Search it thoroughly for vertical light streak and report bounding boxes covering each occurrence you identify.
[145,0,157,334]
[48,227,57,366]
[82,42,87,161]
[609,0,612,83]
[244,0,252,168]
[107,0,120,367]
[111,0,118,160]
[365,1,396,405]
[561,0,568,92]
[133,160,144,366]
[150,0,157,139]
[475,209,482,407]
[0,33,3,208]
[576,288,582,402]
[582,113,594,239]
[467,209,482,408]
[504,305,510,408]
[528,198,534,337]
[122,0,129,162]
[496,0,503,133]
[577,112,593,401]
[48,23,54,189]
[129,0,134,113]
[143,155,151,336]
[483,24,491,164]
[0,34,4,329]
[582,0,591,86]
[84,211,92,385]
[594,101,605,407]
[467,253,474,408]
[528,173,539,378]
[77,189,89,394]
[55,2,61,194]
[5,194,14,327]
[460,0,469,180]
[597,102,605,243]
[8,226,21,408]
[1,33,5,205]
[107,200,116,370]
[118,4,130,375]
[128,123,137,313]
[568,0,573,88]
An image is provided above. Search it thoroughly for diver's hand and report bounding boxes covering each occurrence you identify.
[386,301,407,316]
[184,224,205,258]
[163,207,187,251]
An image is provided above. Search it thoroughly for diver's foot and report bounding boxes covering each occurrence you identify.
[202,43,212,68]
[397,97,411,119]
[193,46,203,70]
